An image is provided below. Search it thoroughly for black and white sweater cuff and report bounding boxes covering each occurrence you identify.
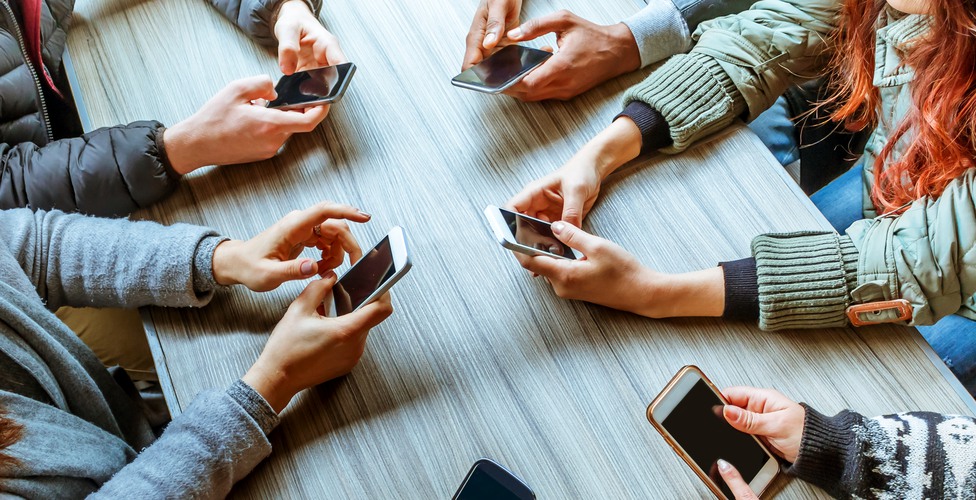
[614,101,673,154]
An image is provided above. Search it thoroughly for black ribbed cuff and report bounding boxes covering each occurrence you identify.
[719,258,759,321]
[786,404,859,498]
[614,101,673,154]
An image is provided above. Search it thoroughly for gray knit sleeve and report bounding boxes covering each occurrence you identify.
[193,235,230,295]
[228,379,280,435]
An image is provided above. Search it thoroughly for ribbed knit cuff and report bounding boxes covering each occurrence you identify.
[719,258,759,321]
[228,379,281,435]
[622,1,691,68]
[615,102,673,153]
[192,235,230,295]
[623,52,746,153]
[787,404,860,498]
[752,232,859,330]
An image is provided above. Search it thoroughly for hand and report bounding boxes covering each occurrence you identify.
[212,202,370,292]
[242,274,393,413]
[463,0,522,70]
[716,460,760,500]
[163,76,330,173]
[516,222,726,317]
[722,386,806,463]
[503,10,641,101]
[274,0,348,75]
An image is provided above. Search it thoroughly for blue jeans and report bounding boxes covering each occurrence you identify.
[755,110,976,394]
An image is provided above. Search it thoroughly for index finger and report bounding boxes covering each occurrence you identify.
[293,202,371,232]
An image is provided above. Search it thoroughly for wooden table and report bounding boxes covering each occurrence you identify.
[67,0,975,497]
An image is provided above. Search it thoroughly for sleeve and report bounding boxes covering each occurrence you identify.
[90,381,280,499]
[207,0,323,47]
[623,0,756,68]
[788,405,976,498]
[623,0,840,153]
[0,208,227,311]
[751,169,976,330]
[0,121,180,218]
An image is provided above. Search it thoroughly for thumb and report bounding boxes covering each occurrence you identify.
[229,75,277,101]
[277,28,301,75]
[292,272,337,313]
[724,405,775,437]
[716,460,760,500]
[560,182,588,227]
[268,257,319,284]
[508,10,575,41]
[334,295,394,332]
[550,221,599,255]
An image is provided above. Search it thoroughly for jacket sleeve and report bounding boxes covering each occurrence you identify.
[0,208,225,311]
[91,381,280,499]
[0,121,180,218]
[623,0,840,152]
[788,404,976,498]
[750,169,976,330]
[207,0,323,47]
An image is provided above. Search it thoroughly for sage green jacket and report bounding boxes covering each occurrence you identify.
[624,2,976,329]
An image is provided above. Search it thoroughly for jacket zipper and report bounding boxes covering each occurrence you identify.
[1,0,53,142]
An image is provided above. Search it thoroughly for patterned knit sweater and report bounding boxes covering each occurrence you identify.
[791,405,976,498]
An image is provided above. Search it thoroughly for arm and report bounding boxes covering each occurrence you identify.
[207,0,321,46]
[0,122,179,218]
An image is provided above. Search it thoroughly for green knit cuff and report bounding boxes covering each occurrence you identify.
[752,232,859,330]
[622,52,747,153]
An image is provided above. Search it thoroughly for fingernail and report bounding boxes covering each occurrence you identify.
[358,210,371,219]
[300,260,314,275]
[484,32,496,44]
[551,221,566,234]
[717,459,732,473]
[508,28,522,38]
[725,405,742,421]
[322,270,337,280]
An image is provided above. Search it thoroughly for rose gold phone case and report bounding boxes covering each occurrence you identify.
[645,365,778,500]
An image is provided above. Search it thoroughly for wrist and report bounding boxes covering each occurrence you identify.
[607,22,641,75]
[639,267,725,318]
[162,120,205,174]
[586,118,643,179]
[212,239,245,286]
[242,361,296,414]
[274,0,313,32]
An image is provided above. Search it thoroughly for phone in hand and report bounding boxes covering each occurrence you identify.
[646,366,780,499]
[453,458,535,500]
[483,205,583,260]
[328,226,411,316]
[268,62,356,110]
[452,45,552,94]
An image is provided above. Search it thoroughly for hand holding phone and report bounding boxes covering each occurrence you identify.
[268,62,356,110]
[453,45,552,94]
[453,458,534,500]
[328,226,412,316]
[484,205,583,259]
[647,366,781,500]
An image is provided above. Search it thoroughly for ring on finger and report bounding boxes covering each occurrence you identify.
[313,225,322,237]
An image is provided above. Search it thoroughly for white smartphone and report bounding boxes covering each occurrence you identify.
[452,45,552,94]
[483,205,583,260]
[328,226,412,316]
[268,62,356,110]
[647,366,780,499]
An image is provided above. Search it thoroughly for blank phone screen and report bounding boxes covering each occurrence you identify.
[455,464,531,500]
[661,380,769,498]
[454,45,551,89]
[499,208,576,259]
[333,236,395,315]
[268,62,354,108]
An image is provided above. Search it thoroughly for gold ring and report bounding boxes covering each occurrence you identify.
[313,225,322,237]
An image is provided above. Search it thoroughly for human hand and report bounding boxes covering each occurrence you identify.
[722,386,806,463]
[463,0,523,70]
[274,0,347,75]
[515,222,726,317]
[716,460,760,500]
[212,202,370,292]
[242,274,393,413]
[163,76,330,173]
[502,10,640,101]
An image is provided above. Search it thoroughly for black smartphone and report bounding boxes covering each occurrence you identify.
[453,459,535,500]
[452,45,552,94]
[268,62,356,110]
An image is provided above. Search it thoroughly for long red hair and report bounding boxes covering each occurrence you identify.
[824,0,976,212]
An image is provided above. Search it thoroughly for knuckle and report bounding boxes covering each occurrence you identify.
[556,9,573,21]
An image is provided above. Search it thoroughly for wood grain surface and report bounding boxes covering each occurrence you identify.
[67,0,974,498]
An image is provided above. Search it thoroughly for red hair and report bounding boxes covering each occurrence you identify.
[0,409,21,469]
[824,0,976,212]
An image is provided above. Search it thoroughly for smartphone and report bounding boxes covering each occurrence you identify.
[328,226,411,316]
[452,45,552,94]
[483,205,583,260]
[452,458,535,500]
[646,366,779,499]
[267,62,356,110]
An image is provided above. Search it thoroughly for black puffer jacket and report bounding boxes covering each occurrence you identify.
[0,0,321,217]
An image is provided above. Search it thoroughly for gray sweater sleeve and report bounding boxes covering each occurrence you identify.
[788,404,976,498]
[0,208,226,311]
[207,0,323,47]
[91,380,280,499]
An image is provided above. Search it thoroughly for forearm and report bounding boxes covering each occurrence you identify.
[583,118,643,180]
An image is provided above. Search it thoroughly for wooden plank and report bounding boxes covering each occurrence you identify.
[67,0,974,498]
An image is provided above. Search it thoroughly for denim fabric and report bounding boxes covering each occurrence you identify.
[748,96,799,166]
[810,164,864,233]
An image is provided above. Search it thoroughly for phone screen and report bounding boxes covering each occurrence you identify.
[499,208,576,259]
[661,380,769,499]
[268,62,355,109]
[455,461,533,500]
[454,45,551,89]
[333,235,395,315]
